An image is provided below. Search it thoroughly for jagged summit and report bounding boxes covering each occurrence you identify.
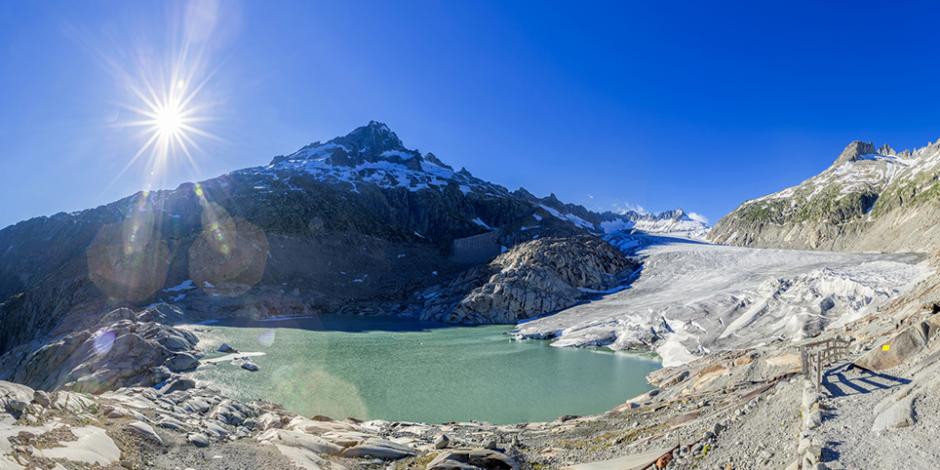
[272,121,417,167]
[327,120,409,160]
[832,140,877,166]
[346,120,402,147]
[259,122,502,194]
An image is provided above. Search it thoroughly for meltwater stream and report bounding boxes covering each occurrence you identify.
[189,315,660,424]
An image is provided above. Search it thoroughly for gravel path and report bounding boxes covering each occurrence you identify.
[689,379,801,469]
[817,363,940,469]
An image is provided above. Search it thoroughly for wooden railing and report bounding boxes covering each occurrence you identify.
[800,336,851,388]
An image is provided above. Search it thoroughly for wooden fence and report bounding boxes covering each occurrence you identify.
[800,336,851,388]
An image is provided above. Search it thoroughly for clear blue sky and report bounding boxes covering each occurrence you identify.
[3,1,940,229]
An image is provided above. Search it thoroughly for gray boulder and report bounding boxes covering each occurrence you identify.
[165,353,199,372]
[341,438,416,460]
[125,421,164,444]
[872,396,915,432]
[187,432,210,448]
[160,378,196,394]
[0,381,34,418]
[434,433,451,449]
[427,449,516,470]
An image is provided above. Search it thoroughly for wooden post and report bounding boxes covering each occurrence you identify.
[801,349,808,379]
[816,352,822,388]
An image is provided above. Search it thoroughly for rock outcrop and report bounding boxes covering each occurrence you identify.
[419,236,636,323]
[0,306,199,394]
[0,380,527,469]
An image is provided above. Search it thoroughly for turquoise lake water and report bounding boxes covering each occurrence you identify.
[191,315,660,424]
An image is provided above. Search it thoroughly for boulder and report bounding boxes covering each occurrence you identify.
[0,381,34,418]
[258,429,344,455]
[52,391,95,413]
[203,420,231,439]
[872,397,915,432]
[187,432,210,448]
[218,343,238,354]
[427,449,516,470]
[165,353,199,372]
[856,316,940,371]
[156,416,189,432]
[125,421,164,444]
[241,360,260,372]
[161,378,196,394]
[31,390,51,408]
[211,399,254,426]
[322,430,371,448]
[434,433,451,449]
[155,329,198,352]
[340,438,416,460]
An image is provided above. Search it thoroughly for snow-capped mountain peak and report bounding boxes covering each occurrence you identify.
[709,136,940,251]
[272,120,417,168]
[598,207,710,237]
[627,209,709,235]
[257,122,505,195]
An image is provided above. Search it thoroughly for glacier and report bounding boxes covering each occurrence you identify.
[513,233,929,367]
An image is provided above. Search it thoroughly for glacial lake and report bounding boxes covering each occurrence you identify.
[189,315,660,424]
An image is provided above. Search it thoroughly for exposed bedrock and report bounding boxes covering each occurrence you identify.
[418,235,637,324]
[0,305,199,394]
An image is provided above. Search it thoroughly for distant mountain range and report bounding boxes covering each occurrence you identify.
[709,139,940,252]
[0,121,705,355]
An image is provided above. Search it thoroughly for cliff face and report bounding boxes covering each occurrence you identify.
[708,139,940,252]
[418,236,636,324]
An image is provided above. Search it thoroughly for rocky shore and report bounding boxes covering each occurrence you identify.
[0,236,934,468]
[4,263,940,470]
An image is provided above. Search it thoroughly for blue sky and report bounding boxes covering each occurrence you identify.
[3,1,940,228]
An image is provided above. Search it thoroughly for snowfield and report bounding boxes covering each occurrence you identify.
[513,234,930,367]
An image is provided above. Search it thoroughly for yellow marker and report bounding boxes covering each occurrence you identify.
[882,344,891,351]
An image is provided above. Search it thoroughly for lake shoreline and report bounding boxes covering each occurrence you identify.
[183,314,662,425]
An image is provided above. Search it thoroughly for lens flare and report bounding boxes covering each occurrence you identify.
[87,192,171,301]
[258,329,276,347]
[93,329,117,356]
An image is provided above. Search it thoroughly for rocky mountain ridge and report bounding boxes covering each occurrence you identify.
[0,121,702,357]
[709,138,940,252]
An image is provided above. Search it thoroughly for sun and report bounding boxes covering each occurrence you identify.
[150,79,191,138]
[118,73,216,184]
[153,101,185,138]
[139,79,196,143]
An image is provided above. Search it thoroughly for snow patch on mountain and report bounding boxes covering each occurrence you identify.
[537,204,594,230]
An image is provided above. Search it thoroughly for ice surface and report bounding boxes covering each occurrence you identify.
[514,234,928,367]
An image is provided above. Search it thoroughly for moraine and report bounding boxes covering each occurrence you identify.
[185,315,660,425]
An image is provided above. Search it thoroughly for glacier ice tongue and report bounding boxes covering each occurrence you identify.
[513,235,929,367]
